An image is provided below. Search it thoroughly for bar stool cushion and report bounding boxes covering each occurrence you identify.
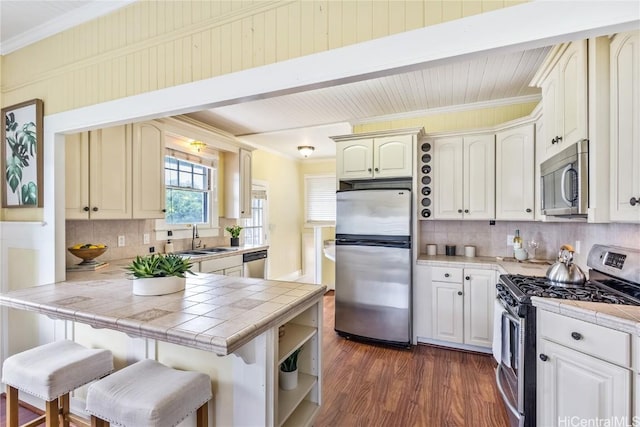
[2,340,113,401]
[86,359,212,427]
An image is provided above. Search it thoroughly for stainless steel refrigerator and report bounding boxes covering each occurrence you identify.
[334,188,412,347]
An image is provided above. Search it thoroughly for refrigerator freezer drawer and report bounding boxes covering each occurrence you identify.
[335,244,411,345]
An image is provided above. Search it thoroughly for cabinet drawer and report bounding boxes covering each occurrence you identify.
[199,254,243,274]
[539,310,631,367]
[431,266,462,283]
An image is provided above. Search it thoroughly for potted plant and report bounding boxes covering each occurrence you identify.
[126,253,194,296]
[225,225,243,247]
[279,347,302,390]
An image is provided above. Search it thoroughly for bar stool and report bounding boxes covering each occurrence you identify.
[86,359,212,427]
[2,340,113,427]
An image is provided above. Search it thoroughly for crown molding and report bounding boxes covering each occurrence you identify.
[0,0,136,55]
[350,94,542,126]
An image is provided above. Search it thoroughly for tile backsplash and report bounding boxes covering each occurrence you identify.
[66,218,239,266]
[420,220,640,269]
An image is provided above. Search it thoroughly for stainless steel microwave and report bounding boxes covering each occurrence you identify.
[540,139,589,216]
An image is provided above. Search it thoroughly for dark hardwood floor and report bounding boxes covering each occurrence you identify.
[1,291,509,427]
[315,291,510,427]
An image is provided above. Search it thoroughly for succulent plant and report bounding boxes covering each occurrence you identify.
[280,347,302,373]
[126,253,194,279]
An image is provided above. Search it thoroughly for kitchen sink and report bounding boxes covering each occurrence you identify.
[198,247,238,253]
[175,247,239,257]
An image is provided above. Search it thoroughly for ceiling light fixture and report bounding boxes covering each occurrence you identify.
[190,140,206,152]
[297,145,315,158]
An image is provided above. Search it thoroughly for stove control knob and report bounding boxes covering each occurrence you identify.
[539,354,549,362]
[571,332,583,341]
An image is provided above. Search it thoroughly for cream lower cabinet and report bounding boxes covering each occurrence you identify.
[610,31,640,222]
[495,124,535,220]
[430,266,495,349]
[537,310,632,425]
[199,255,243,275]
[432,134,495,220]
[66,125,132,219]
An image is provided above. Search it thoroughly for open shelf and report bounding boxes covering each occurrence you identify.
[278,323,316,364]
[281,400,320,427]
[277,373,317,426]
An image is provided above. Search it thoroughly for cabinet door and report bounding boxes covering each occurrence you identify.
[496,125,535,220]
[537,339,631,426]
[239,149,252,218]
[373,136,413,178]
[65,132,90,219]
[610,31,640,222]
[463,135,495,219]
[463,269,496,348]
[132,122,165,219]
[433,137,463,219]
[431,280,463,343]
[88,125,132,219]
[336,140,373,179]
[559,40,588,147]
[541,69,561,159]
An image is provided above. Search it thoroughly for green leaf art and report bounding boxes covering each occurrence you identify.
[21,181,37,205]
[4,109,38,205]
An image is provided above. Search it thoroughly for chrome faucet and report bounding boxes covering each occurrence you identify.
[192,224,201,250]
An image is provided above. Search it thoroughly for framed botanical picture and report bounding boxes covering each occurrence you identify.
[1,99,44,208]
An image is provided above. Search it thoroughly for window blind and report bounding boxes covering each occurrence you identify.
[305,176,336,222]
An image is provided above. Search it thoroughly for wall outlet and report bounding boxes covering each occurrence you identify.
[149,246,155,253]
[118,235,125,247]
[143,233,150,244]
[507,234,514,245]
[575,240,581,254]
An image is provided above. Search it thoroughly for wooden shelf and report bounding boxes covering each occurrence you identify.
[278,323,316,364]
[277,373,317,426]
[281,400,320,427]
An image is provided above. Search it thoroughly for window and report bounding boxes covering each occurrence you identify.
[164,156,211,224]
[305,175,336,223]
[243,185,267,245]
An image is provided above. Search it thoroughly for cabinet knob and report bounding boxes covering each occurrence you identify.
[526,208,532,213]
[457,209,463,213]
[465,276,470,281]
[162,209,166,213]
[92,207,98,212]
[83,206,90,212]
[457,291,463,296]
[374,168,379,172]
[630,197,639,206]
[571,332,583,341]
[539,353,549,362]
[444,273,450,278]
[464,209,469,213]
[368,168,372,172]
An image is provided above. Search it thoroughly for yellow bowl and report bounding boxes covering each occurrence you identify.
[68,247,108,265]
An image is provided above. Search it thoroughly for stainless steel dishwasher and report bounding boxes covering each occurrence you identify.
[243,250,267,278]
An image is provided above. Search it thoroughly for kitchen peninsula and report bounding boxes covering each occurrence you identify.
[0,270,325,427]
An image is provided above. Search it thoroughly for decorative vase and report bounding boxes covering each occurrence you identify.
[230,237,240,247]
[132,276,186,296]
[279,368,298,390]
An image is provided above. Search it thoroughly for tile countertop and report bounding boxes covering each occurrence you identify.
[0,270,326,356]
[416,254,551,276]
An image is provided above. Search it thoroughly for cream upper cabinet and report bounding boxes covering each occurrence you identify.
[333,129,422,181]
[496,124,535,220]
[66,125,132,219]
[538,40,588,161]
[537,310,631,425]
[225,148,252,219]
[132,122,165,219]
[433,134,494,220]
[463,269,496,348]
[610,31,640,222]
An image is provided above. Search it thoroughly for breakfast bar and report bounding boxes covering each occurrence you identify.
[0,272,326,426]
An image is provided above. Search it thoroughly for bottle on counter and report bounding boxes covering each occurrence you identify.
[512,229,522,250]
[165,239,174,254]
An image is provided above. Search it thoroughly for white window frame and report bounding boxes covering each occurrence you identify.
[304,174,336,227]
[242,181,269,245]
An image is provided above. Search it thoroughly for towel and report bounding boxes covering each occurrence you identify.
[492,299,506,364]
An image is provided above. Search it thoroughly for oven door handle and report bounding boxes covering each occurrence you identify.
[500,306,519,325]
[495,363,522,419]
